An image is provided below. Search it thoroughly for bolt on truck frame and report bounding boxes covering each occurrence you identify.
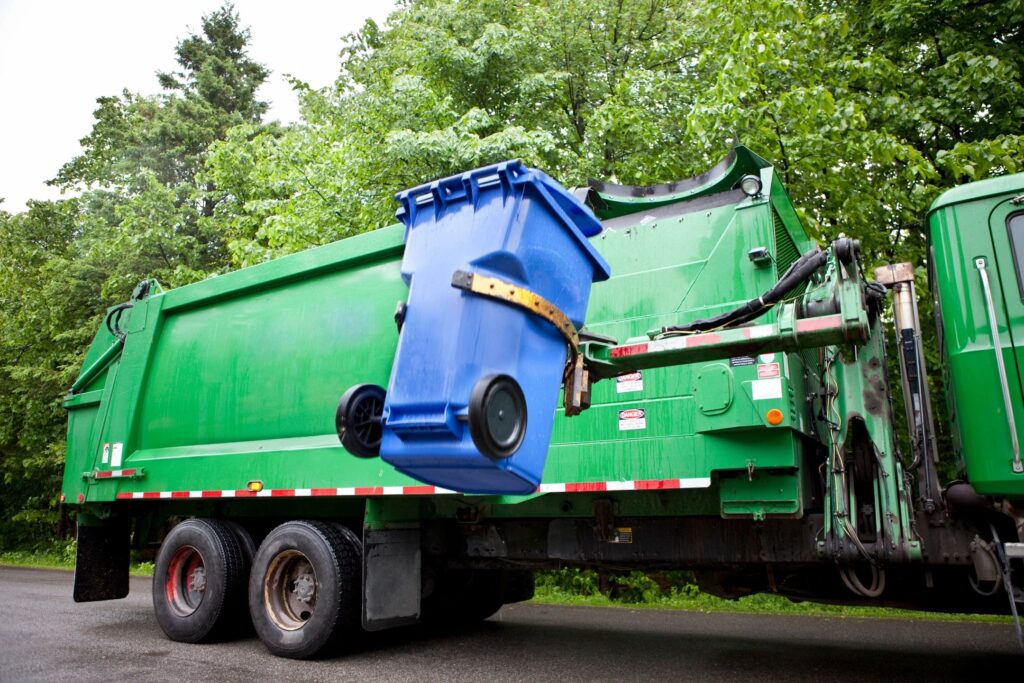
[63,147,1024,657]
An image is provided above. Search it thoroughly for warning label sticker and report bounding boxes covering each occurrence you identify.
[729,356,755,367]
[757,362,780,379]
[618,408,647,431]
[616,371,644,393]
[610,527,634,544]
[751,378,783,400]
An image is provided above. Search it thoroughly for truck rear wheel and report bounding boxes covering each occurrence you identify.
[152,518,248,643]
[222,520,257,634]
[248,520,362,659]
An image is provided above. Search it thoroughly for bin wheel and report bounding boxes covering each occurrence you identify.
[248,520,362,659]
[336,384,386,458]
[468,374,527,459]
[152,518,249,643]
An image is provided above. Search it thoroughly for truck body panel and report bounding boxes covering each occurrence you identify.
[64,148,820,520]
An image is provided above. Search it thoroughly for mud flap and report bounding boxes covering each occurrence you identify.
[362,527,420,631]
[73,516,130,602]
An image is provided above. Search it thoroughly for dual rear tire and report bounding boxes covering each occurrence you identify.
[153,518,362,659]
[154,519,526,658]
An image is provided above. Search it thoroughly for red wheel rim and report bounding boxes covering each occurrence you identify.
[164,545,206,617]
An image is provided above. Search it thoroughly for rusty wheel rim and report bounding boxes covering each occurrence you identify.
[263,549,318,631]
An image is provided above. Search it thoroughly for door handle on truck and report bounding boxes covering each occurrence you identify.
[975,257,1024,474]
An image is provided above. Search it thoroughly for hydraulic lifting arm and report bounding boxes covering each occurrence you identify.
[567,238,923,575]
[566,238,875,413]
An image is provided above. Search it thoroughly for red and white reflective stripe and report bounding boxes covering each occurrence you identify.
[114,478,711,500]
[794,314,842,333]
[609,324,788,359]
[94,469,137,479]
[609,332,725,359]
[536,477,711,493]
[115,484,459,500]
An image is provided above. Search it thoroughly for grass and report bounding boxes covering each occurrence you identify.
[531,573,1013,624]
[0,544,154,576]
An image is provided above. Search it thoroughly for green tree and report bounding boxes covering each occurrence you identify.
[55,3,268,193]
[0,3,269,547]
[210,0,1024,268]
[203,0,700,263]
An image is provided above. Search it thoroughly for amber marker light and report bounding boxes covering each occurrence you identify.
[246,480,264,493]
[766,409,784,426]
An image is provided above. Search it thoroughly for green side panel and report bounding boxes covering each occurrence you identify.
[63,150,825,519]
[720,471,802,519]
[64,224,421,499]
[547,183,815,493]
[929,173,1024,495]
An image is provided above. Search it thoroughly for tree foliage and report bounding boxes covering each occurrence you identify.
[0,3,268,546]
[1,0,1022,546]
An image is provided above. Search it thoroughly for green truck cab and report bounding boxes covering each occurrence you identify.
[929,177,1024,494]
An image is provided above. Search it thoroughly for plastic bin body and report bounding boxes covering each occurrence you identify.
[381,160,611,494]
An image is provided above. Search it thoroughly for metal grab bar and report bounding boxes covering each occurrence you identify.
[975,258,1024,474]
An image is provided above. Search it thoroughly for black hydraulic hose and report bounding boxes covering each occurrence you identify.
[105,302,134,342]
[661,247,828,335]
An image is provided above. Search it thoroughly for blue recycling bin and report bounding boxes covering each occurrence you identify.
[380,160,611,494]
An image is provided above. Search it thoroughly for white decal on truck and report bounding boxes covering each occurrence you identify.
[618,408,647,431]
[616,371,644,393]
[751,378,783,400]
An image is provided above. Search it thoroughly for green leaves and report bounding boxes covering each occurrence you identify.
[0,3,271,547]
[937,135,1024,182]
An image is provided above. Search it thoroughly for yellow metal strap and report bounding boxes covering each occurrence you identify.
[451,270,590,416]
[451,270,580,352]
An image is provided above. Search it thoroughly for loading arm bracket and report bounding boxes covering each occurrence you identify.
[451,270,592,416]
[576,239,873,391]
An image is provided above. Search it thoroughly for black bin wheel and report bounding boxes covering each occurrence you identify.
[468,374,527,459]
[336,384,386,458]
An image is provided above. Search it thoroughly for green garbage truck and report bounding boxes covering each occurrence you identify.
[62,147,1024,658]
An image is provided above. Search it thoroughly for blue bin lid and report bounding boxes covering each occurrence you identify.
[395,160,611,282]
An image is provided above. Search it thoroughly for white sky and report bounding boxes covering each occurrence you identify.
[0,0,397,213]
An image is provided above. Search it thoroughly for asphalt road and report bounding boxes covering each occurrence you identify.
[0,567,1019,682]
